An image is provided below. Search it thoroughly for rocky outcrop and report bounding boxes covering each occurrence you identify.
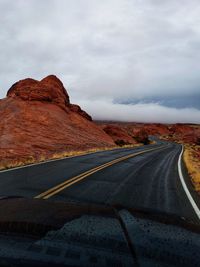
[7,75,92,121]
[103,125,137,146]
[0,75,115,169]
[7,75,70,111]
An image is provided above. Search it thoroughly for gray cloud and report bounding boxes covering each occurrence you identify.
[0,0,200,122]
[117,95,200,109]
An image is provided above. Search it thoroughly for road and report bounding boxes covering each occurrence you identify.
[0,140,199,224]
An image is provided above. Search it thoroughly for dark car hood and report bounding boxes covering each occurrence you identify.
[0,198,199,267]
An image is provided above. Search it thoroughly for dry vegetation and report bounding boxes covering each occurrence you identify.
[183,145,200,193]
[0,143,143,171]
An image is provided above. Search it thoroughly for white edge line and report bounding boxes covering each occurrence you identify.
[178,144,200,220]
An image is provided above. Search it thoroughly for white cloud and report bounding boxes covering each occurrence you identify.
[78,99,200,124]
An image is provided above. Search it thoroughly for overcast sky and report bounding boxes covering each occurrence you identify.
[0,0,200,123]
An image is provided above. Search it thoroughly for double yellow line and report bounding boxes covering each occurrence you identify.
[35,145,164,199]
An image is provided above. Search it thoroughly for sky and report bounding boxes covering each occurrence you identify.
[0,0,200,123]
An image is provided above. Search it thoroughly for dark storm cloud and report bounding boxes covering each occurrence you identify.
[0,0,200,123]
[117,94,200,109]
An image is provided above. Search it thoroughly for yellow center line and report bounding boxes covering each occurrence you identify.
[35,145,165,199]
[35,154,131,199]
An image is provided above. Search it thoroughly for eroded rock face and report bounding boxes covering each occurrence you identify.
[0,76,115,168]
[7,75,70,110]
[7,75,93,121]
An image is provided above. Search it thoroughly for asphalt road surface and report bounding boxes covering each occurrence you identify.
[0,140,199,224]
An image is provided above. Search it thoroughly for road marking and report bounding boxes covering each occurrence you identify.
[178,145,200,220]
[0,146,129,173]
[35,145,165,199]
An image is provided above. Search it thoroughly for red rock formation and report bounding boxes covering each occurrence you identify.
[7,75,70,111]
[103,125,137,146]
[97,121,200,145]
[7,75,93,122]
[0,75,115,168]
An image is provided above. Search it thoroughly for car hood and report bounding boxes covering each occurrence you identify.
[0,197,199,267]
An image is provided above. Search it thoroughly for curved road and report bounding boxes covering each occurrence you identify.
[0,140,199,224]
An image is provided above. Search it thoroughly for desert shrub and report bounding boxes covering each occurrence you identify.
[134,129,150,145]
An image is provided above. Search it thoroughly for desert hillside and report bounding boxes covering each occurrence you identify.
[97,121,200,145]
[0,75,115,169]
